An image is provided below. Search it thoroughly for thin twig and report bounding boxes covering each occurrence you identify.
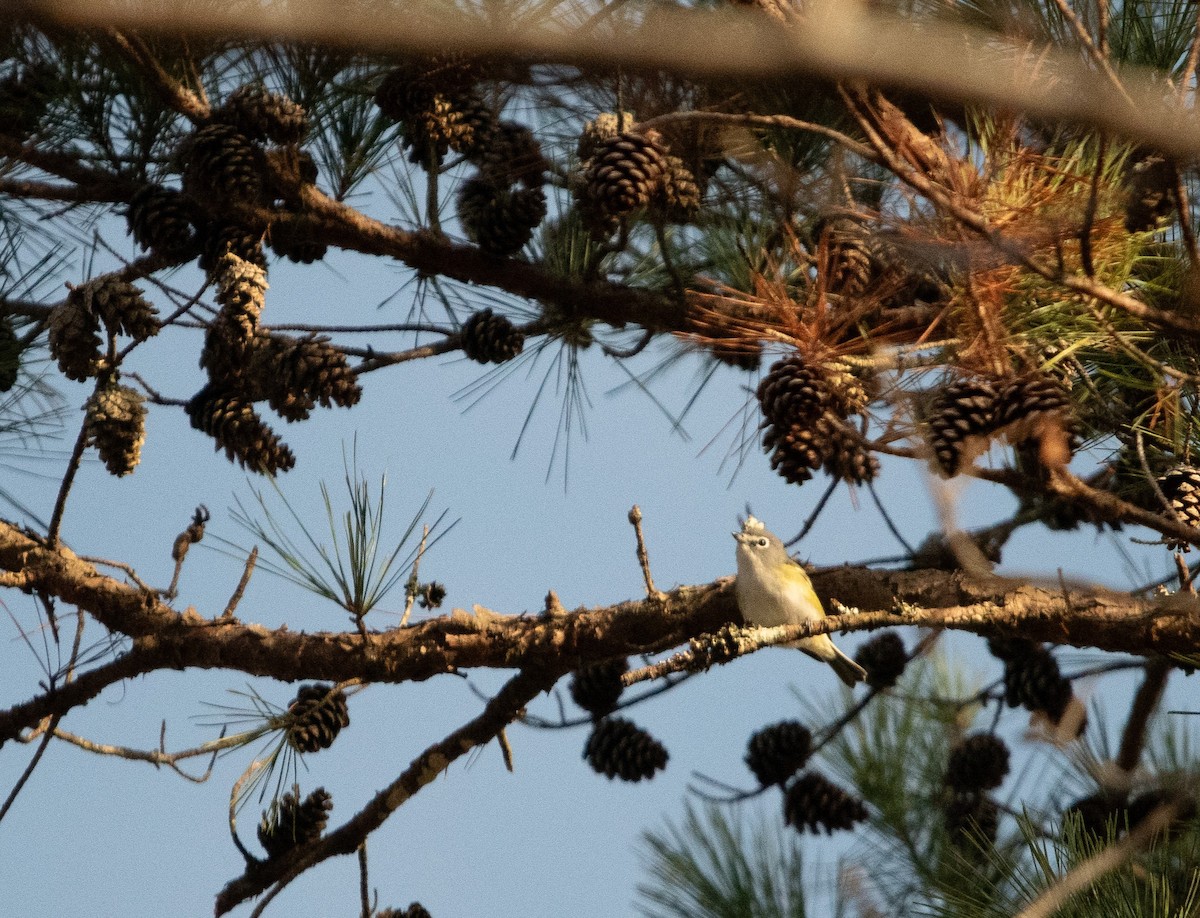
[639,110,880,162]
[785,476,841,548]
[229,759,268,867]
[867,480,916,556]
[222,547,258,619]
[0,713,60,823]
[1171,162,1200,270]
[1114,658,1171,773]
[49,725,223,782]
[47,414,91,546]
[1079,134,1105,278]
[628,505,662,600]
[104,28,210,121]
[358,843,371,918]
[400,526,430,628]
[497,727,515,772]
[77,555,157,594]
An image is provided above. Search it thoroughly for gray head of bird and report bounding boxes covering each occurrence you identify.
[732,518,791,566]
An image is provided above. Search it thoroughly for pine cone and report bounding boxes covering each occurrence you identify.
[125,185,199,257]
[247,333,361,421]
[944,789,999,845]
[822,220,877,298]
[994,375,1074,443]
[944,733,1010,792]
[377,906,433,918]
[711,340,762,372]
[268,218,327,264]
[87,278,160,343]
[473,120,545,188]
[257,786,332,859]
[583,717,668,782]
[457,177,546,257]
[986,636,1036,662]
[85,383,147,477]
[220,83,308,144]
[374,56,479,122]
[783,771,868,835]
[758,356,835,428]
[581,131,669,221]
[0,316,21,392]
[824,419,879,485]
[1125,148,1175,233]
[926,378,1001,476]
[1001,642,1072,724]
[200,221,267,276]
[656,154,701,222]
[460,308,525,364]
[569,659,628,719]
[0,64,56,139]
[180,123,265,205]
[285,683,351,753]
[1063,790,1128,838]
[214,252,268,339]
[764,415,837,485]
[1157,466,1200,551]
[186,385,296,474]
[854,631,907,690]
[577,112,637,162]
[745,721,813,788]
[47,300,102,381]
[375,59,485,167]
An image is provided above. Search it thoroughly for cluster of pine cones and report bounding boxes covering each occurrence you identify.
[128,82,322,269]
[186,250,361,475]
[925,373,1075,477]
[941,733,1010,846]
[570,659,669,782]
[744,720,868,834]
[117,83,355,475]
[573,113,700,238]
[374,55,550,257]
[988,638,1080,732]
[757,354,877,486]
[44,279,162,476]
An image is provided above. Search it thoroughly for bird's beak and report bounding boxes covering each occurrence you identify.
[732,531,746,543]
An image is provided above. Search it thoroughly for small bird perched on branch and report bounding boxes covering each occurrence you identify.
[733,515,867,686]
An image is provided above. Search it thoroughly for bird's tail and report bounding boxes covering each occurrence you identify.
[828,646,868,687]
[794,634,868,686]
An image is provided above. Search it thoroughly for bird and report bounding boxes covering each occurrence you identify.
[733,515,867,686]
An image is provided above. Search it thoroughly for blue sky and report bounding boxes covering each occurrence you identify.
[0,207,1195,918]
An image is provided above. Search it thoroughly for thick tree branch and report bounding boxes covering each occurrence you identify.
[2,519,1198,746]
[24,0,1200,158]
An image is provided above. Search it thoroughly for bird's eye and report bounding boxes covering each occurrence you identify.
[756,537,769,548]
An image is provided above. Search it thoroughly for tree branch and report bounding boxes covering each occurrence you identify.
[214,666,559,915]
[2,518,1198,746]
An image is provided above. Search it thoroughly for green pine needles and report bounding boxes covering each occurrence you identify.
[224,446,452,630]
